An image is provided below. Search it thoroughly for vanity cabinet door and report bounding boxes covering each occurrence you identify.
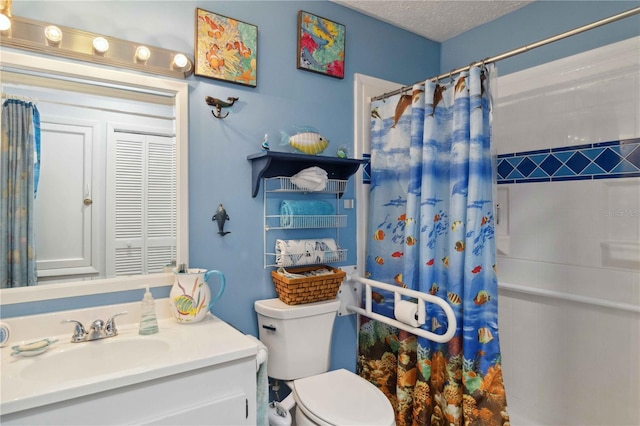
[0,356,257,425]
[138,358,256,425]
[140,392,248,425]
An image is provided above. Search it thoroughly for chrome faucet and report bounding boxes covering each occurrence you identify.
[62,311,128,343]
[88,319,106,341]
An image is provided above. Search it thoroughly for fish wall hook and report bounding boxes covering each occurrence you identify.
[212,204,230,236]
[205,96,239,119]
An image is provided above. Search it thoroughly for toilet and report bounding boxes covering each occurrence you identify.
[255,298,395,426]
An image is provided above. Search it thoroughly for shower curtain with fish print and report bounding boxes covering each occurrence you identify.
[357,65,509,426]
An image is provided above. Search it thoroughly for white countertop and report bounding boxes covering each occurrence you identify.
[0,299,258,415]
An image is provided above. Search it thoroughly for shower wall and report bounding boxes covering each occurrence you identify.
[493,37,639,425]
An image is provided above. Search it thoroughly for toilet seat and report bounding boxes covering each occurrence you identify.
[292,369,395,426]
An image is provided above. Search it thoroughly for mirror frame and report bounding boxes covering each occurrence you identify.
[0,48,189,304]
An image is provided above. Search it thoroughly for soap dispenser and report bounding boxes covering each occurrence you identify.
[139,285,159,335]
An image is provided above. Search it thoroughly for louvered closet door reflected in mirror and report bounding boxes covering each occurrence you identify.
[106,126,177,277]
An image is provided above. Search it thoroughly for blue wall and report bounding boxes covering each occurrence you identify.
[5,0,639,373]
[441,1,640,76]
[6,0,438,372]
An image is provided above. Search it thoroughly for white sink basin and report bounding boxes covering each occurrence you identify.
[21,337,171,382]
[0,299,259,417]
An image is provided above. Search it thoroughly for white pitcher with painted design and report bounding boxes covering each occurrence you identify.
[169,268,226,323]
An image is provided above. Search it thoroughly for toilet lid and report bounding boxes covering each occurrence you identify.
[293,369,395,426]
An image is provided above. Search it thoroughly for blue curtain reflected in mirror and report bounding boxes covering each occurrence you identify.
[1,95,40,288]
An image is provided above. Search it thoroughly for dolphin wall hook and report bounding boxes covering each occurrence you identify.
[205,96,239,119]
[212,204,230,236]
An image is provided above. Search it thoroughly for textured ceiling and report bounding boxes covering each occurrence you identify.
[332,0,534,42]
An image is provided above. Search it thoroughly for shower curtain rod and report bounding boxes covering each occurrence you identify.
[1,92,37,103]
[372,6,640,102]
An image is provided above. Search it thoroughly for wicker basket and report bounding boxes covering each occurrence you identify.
[271,265,346,305]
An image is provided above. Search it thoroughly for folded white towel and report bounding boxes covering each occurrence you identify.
[275,238,339,267]
[290,166,328,191]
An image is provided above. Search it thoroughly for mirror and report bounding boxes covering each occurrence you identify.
[0,49,188,303]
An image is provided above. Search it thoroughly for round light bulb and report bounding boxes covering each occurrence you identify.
[0,14,10,31]
[173,53,188,69]
[44,25,62,43]
[92,37,109,54]
[135,46,151,62]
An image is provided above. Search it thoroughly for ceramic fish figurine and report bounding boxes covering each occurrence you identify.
[281,126,329,155]
[211,204,230,236]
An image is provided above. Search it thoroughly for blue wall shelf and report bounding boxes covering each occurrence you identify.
[247,151,364,197]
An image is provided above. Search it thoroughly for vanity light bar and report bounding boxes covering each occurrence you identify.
[0,15,193,79]
[43,25,62,45]
[0,0,10,32]
[135,45,151,63]
[92,37,109,55]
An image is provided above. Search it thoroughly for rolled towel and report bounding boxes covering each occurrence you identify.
[280,200,335,228]
[275,238,338,267]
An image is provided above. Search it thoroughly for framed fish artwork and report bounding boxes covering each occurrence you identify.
[194,8,258,87]
[296,10,345,79]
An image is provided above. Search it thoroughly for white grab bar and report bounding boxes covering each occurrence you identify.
[345,275,457,343]
[499,282,640,314]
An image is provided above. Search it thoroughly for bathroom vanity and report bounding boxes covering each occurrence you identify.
[0,300,258,425]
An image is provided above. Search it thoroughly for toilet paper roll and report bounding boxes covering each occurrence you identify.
[394,300,420,328]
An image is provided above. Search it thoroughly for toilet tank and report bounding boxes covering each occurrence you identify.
[255,298,341,381]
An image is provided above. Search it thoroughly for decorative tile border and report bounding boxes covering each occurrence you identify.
[497,138,640,184]
[362,139,640,185]
[362,153,371,184]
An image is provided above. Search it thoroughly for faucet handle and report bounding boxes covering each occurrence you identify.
[62,319,87,343]
[105,311,128,336]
